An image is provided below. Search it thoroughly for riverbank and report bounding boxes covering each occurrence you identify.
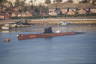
[0,18,96,25]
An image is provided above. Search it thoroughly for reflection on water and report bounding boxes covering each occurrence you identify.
[0,25,96,64]
[0,25,96,33]
[53,25,96,32]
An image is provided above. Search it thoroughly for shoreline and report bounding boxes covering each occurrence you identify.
[0,18,96,25]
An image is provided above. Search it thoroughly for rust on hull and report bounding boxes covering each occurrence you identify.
[17,32,76,40]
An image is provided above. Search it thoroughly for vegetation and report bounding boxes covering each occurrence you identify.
[11,13,96,20]
[56,0,62,3]
[0,0,48,18]
[0,0,96,20]
[0,0,6,3]
[45,0,51,4]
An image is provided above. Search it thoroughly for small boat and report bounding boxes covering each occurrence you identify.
[1,26,10,30]
[59,21,69,26]
[17,32,77,40]
[9,21,32,28]
[1,24,10,30]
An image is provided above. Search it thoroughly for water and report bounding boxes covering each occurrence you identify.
[0,25,96,64]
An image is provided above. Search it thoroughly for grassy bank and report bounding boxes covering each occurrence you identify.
[11,14,96,19]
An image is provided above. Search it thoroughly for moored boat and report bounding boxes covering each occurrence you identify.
[59,21,69,26]
[1,24,10,30]
[17,32,76,40]
[1,26,10,30]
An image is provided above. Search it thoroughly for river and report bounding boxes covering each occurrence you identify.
[0,25,96,64]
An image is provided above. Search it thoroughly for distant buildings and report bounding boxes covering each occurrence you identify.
[0,0,96,19]
[48,3,96,16]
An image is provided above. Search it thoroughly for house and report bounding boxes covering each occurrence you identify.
[90,8,96,13]
[61,8,68,14]
[67,9,76,15]
[49,8,57,16]
[78,9,87,14]
[48,3,78,15]
[48,3,96,16]
[11,7,33,17]
[0,15,5,19]
[0,13,11,20]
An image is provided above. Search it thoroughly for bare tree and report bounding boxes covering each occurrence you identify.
[45,0,51,4]
[0,0,6,3]
[56,0,62,3]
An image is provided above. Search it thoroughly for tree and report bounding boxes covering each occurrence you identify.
[0,0,5,3]
[14,0,25,7]
[0,0,8,11]
[56,0,62,3]
[67,0,73,3]
[80,0,88,3]
[30,0,33,5]
[45,0,51,4]
[12,0,26,17]
[0,0,7,6]
[90,0,96,5]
